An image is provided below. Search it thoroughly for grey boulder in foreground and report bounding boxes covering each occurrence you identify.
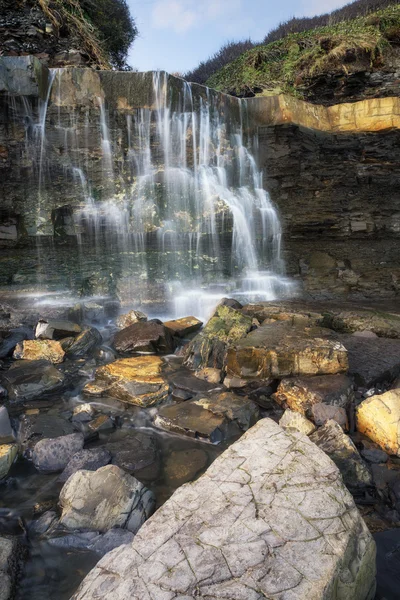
[71,418,376,600]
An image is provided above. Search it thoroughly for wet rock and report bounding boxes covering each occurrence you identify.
[155,392,259,443]
[340,335,400,387]
[0,444,17,479]
[84,356,169,407]
[241,301,323,327]
[115,310,147,330]
[59,448,112,483]
[13,339,65,364]
[164,316,203,337]
[353,330,378,339]
[93,346,117,365]
[83,303,105,323]
[72,403,95,423]
[59,465,155,533]
[273,374,353,415]
[88,529,135,557]
[35,319,81,340]
[0,327,32,359]
[374,529,400,600]
[18,413,73,453]
[87,415,114,433]
[321,309,400,339]
[310,420,372,491]
[361,448,389,464]
[219,298,243,310]
[356,389,400,455]
[0,536,21,600]
[32,433,84,473]
[106,432,158,475]
[184,304,252,370]
[164,448,208,487]
[194,367,222,384]
[169,370,220,397]
[311,403,349,430]
[226,323,348,382]
[62,327,102,358]
[1,360,65,402]
[71,419,376,600]
[29,510,59,538]
[113,321,175,354]
[0,407,14,444]
[279,409,316,435]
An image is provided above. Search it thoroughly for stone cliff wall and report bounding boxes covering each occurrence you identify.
[257,121,400,300]
[0,56,399,301]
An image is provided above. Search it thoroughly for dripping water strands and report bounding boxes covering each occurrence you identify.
[24,69,295,316]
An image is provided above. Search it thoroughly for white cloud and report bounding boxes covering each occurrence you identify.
[152,0,242,34]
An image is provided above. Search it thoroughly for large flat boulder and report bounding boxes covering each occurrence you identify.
[321,309,400,339]
[184,304,252,370]
[154,392,259,443]
[226,322,348,381]
[84,356,169,407]
[13,339,65,363]
[71,419,376,600]
[356,390,400,456]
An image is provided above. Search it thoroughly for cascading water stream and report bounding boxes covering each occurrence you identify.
[16,69,295,318]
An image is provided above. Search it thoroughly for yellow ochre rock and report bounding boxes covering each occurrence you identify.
[356,389,400,456]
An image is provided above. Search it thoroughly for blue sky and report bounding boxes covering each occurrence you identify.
[127,0,349,74]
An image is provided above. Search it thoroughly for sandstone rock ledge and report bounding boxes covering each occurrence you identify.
[71,419,376,600]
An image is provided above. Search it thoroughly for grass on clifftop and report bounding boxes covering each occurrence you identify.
[206,4,400,97]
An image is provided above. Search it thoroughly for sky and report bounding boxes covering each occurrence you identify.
[127,0,350,74]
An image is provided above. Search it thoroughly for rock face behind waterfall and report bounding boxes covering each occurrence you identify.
[71,419,376,600]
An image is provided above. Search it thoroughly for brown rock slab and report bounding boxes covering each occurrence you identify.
[13,339,65,364]
[311,403,349,430]
[2,360,65,402]
[113,321,175,354]
[116,310,147,330]
[226,322,348,381]
[155,392,259,443]
[164,316,203,337]
[321,309,400,339]
[84,356,169,407]
[274,374,353,416]
[356,390,400,456]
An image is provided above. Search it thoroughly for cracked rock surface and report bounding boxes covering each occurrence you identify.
[71,418,376,600]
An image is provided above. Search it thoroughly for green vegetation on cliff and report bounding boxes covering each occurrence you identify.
[17,0,137,69]
[206,4,400,98]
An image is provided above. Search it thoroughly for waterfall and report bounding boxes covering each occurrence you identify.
[14,69,294,318]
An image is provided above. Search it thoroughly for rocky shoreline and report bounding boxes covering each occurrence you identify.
[1,297,400,598]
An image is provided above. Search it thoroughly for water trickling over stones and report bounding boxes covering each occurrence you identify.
[0,58,293,317]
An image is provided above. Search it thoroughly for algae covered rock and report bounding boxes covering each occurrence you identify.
[0,444,17,479]
[184,304,252,370]
[356,389,400,456]
[84,356,169,407]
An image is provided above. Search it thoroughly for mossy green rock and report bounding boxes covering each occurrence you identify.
[183,305,252,370]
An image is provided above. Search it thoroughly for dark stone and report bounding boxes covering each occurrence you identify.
[58,448,112,482]
[218,298,243,310]
[61,327,102,358]
[32,433,84,473]
[106,432,158,475]
[1,360,65,402]
[340,335,400,387]
[112,321,175,354]
[361,448,389,464]
[0,327,32,359]
[18,413,74,453]
[374,529,400,600]
[169,370,220,395]
[310,420,372,491]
